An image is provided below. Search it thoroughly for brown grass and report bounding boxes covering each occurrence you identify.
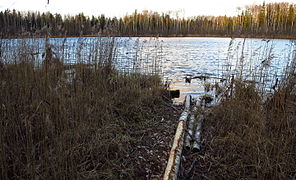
[0,43,178,179]
[183,78,296,179]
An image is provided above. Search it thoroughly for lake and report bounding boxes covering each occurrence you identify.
[1,37,295,103]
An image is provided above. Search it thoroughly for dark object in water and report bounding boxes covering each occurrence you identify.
[272,78,278,91]
[193,75,209,81]
[185,77,191,83]
[185,75,211,83]
[170,90,180,98]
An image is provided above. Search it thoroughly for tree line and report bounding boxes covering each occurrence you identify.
[0,2,295,38]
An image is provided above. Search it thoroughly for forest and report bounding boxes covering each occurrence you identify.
[0,2,296,38]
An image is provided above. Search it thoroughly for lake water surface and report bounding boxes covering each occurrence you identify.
[1,37,295,103]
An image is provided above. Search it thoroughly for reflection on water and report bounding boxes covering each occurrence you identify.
[158,37,293,103]
[1,37,294,104]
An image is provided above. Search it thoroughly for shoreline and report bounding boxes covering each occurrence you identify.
[2,34,296,40]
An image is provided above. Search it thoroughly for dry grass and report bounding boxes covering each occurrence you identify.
[180,39,296,179]
[0,40,178,179]
[184,78,296,179]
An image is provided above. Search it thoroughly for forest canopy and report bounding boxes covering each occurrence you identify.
[0,2,295,38]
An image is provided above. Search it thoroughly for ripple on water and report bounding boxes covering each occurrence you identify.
[1,37,292,103]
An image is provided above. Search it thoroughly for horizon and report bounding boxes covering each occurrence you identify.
[0,0,295,18]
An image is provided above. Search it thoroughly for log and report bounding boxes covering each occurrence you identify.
[163,95,191,180]
[184,95,191,111]
[191,99,204,152]
[184,103,197,150]
[184,113,195,150]
[184,95,193,150]
[192,114,203,152]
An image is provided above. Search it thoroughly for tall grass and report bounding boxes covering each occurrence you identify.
[184,40,296,179]
[193,79,296,179]
[0,37,176,179]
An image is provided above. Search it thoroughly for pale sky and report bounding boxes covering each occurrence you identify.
[0,0,295,18]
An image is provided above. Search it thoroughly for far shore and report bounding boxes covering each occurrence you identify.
[2,34,296,40]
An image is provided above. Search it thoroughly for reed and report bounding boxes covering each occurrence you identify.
[182,40,296,179]
[0,38,176,179]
